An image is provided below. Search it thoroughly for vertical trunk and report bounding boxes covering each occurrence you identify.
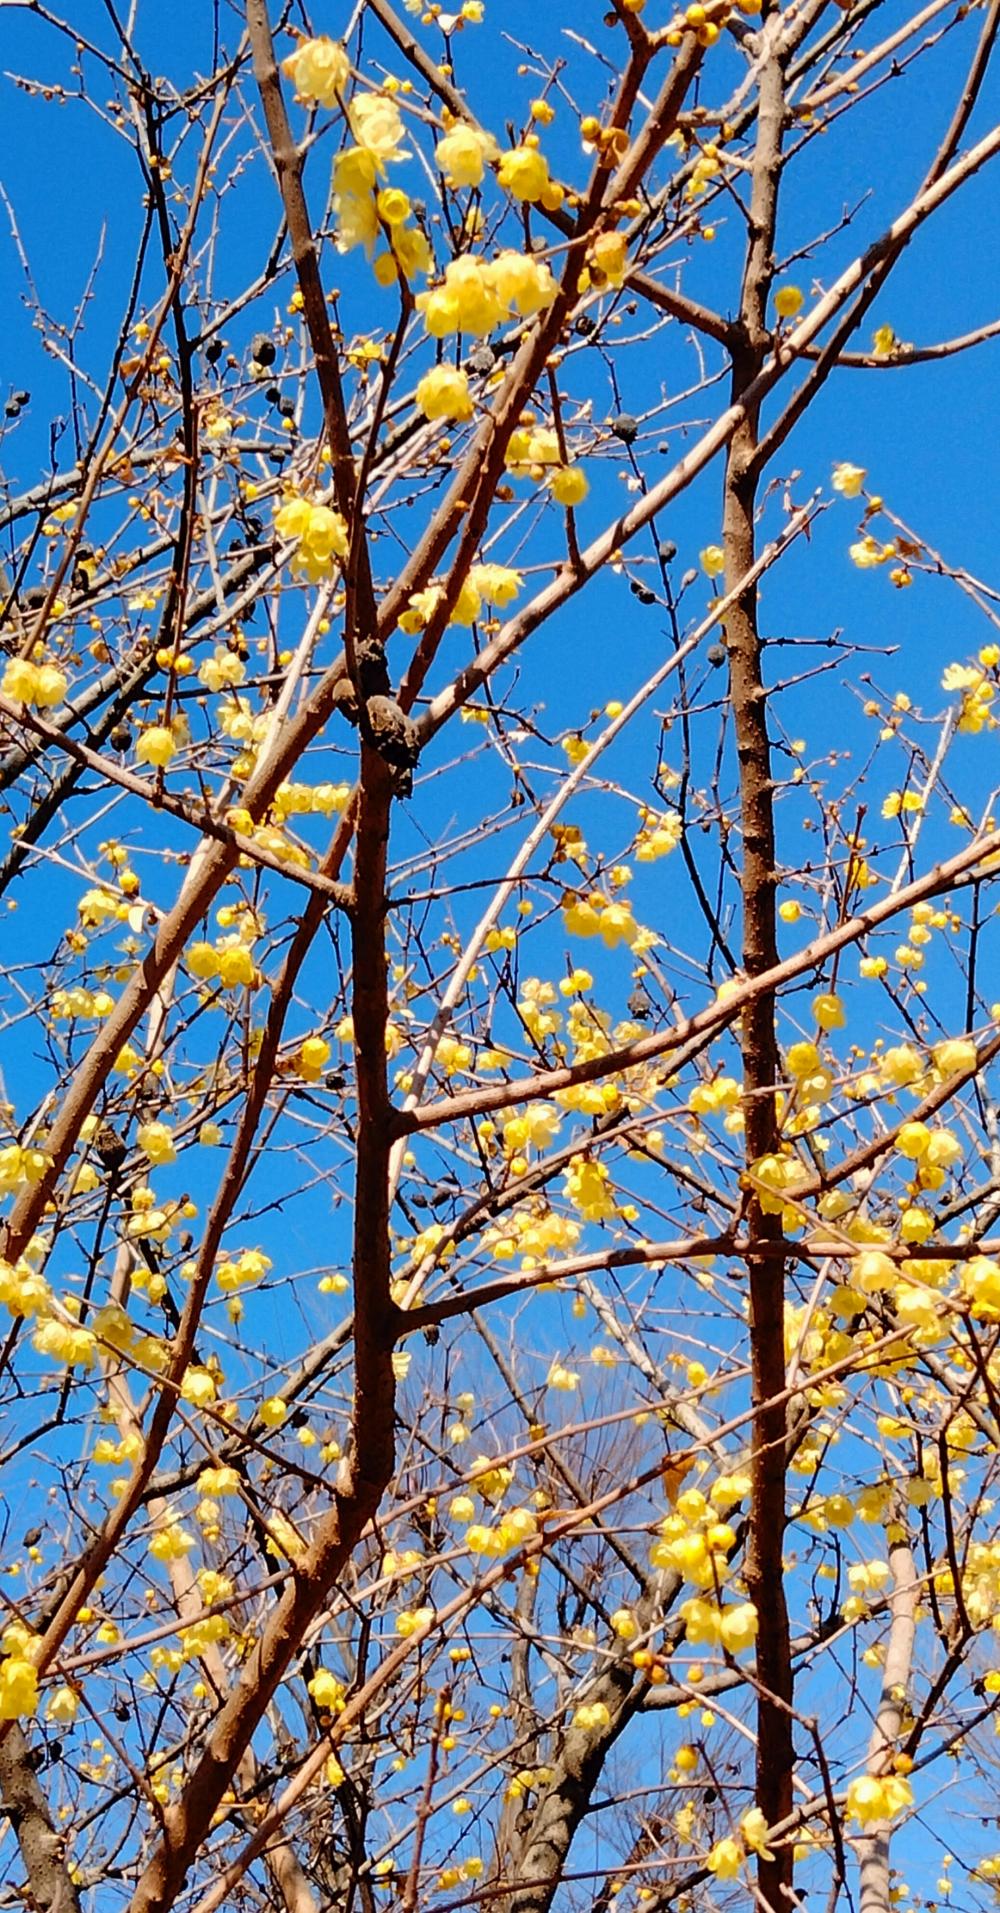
[721,37,794,1910]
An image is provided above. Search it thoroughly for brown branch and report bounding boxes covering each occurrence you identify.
[0,1724,82,1913]
[720,25,794,1901]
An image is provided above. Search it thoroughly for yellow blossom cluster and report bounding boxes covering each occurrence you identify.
[942,654,999,733]
[51,984,115,1019]
[480,1202,581,1268]
[563,890,643,949]
[186,935,258,990]
[416,251,557,337]
[2,657,68,708]
[272,780,352,819]
[650,1486,736,1589]
[635,808,682,860]
[216,1248,271,1293]
[274,495,349,582]
[281,36,349,107]
[399,561,523,632]
[564,1156,616,1222]
[846,1772,914,1825]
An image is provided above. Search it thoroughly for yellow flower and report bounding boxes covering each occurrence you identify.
[275,496,349,582]
[435,123,499,187]
[416,364,473,421]
[137,1121,176,1165]
[348,93,407,164]
[486,250,558,316]
[700,544,725,577]
[574,1700,612,1731]
[308,1668,346,1711]
[846,1772,913,1824]
[589,231,628,286]
[832,461,866,497]
[46,1684,78,1723]
[498,144,552,203]
[0,1657,38,1720]
[282,36,349,107]
[933,1036,976,1078]
[2,659,68,708]
[180,1366,218,1407]
[812,991,845,1030]
[773,283,804,318]
[706,1836,744,1880]
[550,466,589,507]
[136,725,177,768]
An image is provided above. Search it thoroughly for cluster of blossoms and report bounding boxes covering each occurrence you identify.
[416,250,557,337]
[942,650,1000,733]
[634,807,682,860]
[563,890,648,950]
[399,561,522,633]
[274,494,349,581]
[505,424,589,505]
[479,1201,581,1268]
[846,1772,914,1825]
[216,1248,272,1294]
[2,656,68,708]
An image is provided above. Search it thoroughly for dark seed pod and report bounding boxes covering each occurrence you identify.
[610,412,639,444]
[204,339,224,364]
[574,314,596,336]
[707,643,727,667]
[637,588,657,606]
[94,1121,128,1173]
[657,540,677,564]
[110,724,132,751]
[251,332,277,366]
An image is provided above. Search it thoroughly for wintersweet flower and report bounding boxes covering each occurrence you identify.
[138,1122,176,1166]
[846,1773,913,1825]
[282,36,349,107]
[486,250,558,317]
[832,461,866,496]
[700,544,725,577]
[706,1837,744,1879]
[416,364,474,421]
[348,93,407,165]
[589,230,628,286]
[46,1684,78,1723]
[274,495,349,582]
[299,1035,332,1080]
[136,725,177,768]
[574,1701,611,1731]
[472,563,522,607]
[812,991,845,1030]
[1,659,67,707]
[774,283,804,318]
[435,122,499,187]
[497,143,552,203]
[0,1657,38,1720]
[416,256,503,338]
[308,1669,346,1711]
[549,466,589,506]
